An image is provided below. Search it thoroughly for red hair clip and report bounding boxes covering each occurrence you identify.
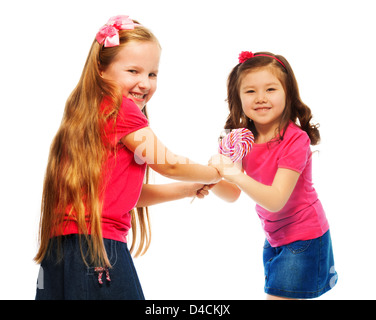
[238,51,286,69]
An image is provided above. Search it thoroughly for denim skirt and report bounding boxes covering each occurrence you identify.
[35,235,145,300]
[263,230,338,299]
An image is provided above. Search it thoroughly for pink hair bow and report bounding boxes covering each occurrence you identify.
[96,15,138,47]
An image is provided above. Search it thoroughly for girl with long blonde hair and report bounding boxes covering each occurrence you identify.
[35,15,220,300]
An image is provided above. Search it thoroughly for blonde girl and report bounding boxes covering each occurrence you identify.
[210,51,337,299]
[35,15,220,300]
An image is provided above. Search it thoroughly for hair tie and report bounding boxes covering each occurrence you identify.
[238,51,286,69]
[96,15,141,48]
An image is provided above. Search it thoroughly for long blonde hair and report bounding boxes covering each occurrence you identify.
[34,21,159,267]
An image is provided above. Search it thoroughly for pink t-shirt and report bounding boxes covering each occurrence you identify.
[242,121,329,247]
[60,97,149,243]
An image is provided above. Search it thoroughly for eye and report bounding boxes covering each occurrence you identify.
[149,72,158,78]
[267,88,276,92]
[245,89,255,94]
[127,69,138,74]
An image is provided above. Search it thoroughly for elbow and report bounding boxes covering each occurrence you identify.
[266,206,283,213]
[260,187,291,213]
[212,184,241,203]
[224,190,241,203]
[225,197,239,203]
[150,162,179,179]
[160,163,179,179]
[264,199,287,213]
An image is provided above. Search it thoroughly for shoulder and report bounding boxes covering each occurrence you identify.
[120,97,146,117]
[118,97,148,125]
[282,121,310,146]
[277,122,312,172]
[103,97,149,145]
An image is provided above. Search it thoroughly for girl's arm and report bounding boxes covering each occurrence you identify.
[211,180,242,203]
[209,154,300,212]
[122,127,221,184]
[136,183,212,207]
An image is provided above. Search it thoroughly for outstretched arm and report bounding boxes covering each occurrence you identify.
[136,183,213,207]
[122,127,221,184]
[209,154,300,212]
[211,180,242,203]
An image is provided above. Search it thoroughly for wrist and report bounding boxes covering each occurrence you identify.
[223,169,244,184]
[181,182,195,198]
[220,162,242,183]
[210,167,222,184]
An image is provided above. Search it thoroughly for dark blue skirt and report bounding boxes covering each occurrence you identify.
[35,234,145,300]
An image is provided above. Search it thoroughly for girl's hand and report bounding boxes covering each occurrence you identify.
[136,182,216,207]
[186,183,215,199]
[194,184,216,199]
[208,154,243,183]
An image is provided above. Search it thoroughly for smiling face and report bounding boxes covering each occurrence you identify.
[101,40,161,110]
[239,67,286,139]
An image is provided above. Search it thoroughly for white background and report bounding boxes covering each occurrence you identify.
[1,0,375,300]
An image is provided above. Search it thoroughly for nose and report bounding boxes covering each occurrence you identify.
[138,75,151,91]
[255,92,267,104]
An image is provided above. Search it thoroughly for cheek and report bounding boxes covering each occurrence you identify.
[275,94,287,110]
[102,67,131,90]
[118,78,136,94]
[240,96,252,115]
[239,94,246,108]
[147,81,158,100]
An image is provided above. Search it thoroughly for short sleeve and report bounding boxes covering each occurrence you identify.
[105,97,149,146]
[117,97,149,136]
[277,130,311,174]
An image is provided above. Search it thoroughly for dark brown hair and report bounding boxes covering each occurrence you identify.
[225,51,320,145]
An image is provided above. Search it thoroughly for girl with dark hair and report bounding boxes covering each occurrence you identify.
[209,51,337,299]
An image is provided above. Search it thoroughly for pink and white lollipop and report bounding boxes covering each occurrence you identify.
[219,128,254,162]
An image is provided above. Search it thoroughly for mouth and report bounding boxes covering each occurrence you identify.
[130,92,147,101]
[254,107,271,112]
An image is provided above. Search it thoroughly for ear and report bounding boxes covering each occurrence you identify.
[98,62,104,77]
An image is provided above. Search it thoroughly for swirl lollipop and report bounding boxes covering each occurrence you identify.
[219,128,254,162]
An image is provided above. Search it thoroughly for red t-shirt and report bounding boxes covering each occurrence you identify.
[59,97,149,242]
[242,121,329,247]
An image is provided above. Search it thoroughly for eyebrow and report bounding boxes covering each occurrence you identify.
[124,65,159,74]
[124,65,142,69]
[241,82,280,89]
